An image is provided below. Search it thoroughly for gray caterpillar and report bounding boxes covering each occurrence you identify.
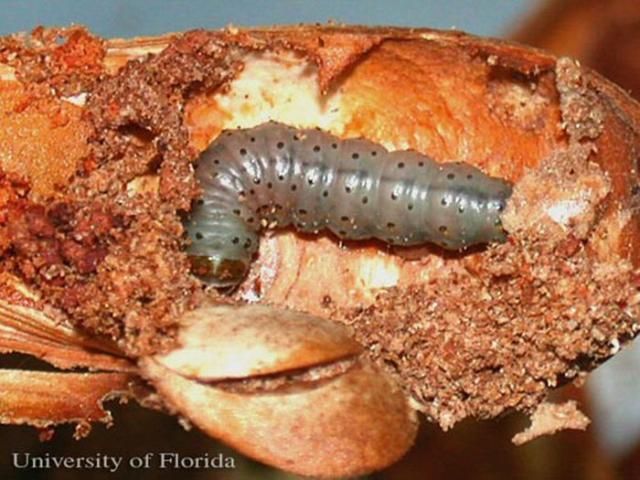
[185,122,513,286]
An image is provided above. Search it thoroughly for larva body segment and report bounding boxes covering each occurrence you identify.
[185,122,513,286]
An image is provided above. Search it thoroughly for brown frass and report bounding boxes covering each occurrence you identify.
[0,30,250,355]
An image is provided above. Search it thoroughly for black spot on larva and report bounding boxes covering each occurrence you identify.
[186,122,513,287]
[232,237,240,244]
[195,232,203,240]
[632,185,640,195]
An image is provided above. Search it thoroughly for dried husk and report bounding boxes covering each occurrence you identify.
[0,369,134,437]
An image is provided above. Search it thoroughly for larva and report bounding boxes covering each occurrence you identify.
[185,122,513,286]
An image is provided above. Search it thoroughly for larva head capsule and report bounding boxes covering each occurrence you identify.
[184,196,258,287]
[188,254,250,287]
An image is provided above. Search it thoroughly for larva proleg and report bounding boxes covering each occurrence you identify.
[185,122,513,286]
